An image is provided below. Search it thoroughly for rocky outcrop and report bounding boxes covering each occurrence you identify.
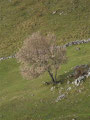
[73,64,89,78]
[72,65,90,86]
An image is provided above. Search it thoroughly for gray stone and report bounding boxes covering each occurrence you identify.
[72,118,76,120]
[67,87,71,91]
[86,72,90,78]
[64,38,90,48]
[50,86,55,91]
[55,94,65,102]
[74,76,85,86]
[52,11,57,14]
[67,80,70,84]
[59,11,63,15]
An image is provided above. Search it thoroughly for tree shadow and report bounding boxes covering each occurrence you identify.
[57,70,74,84]
[44,69,74,86]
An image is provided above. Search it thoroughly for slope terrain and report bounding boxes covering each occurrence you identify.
[0,0,90,57]
[0,43,90,120]
[0,0,90,120]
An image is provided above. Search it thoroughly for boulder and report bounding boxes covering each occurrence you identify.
[74,76,85,86]
[73,64,89,78]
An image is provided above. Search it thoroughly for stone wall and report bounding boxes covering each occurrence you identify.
[0,55,15,61]
[0,38,90,62]
[64,38,90,47]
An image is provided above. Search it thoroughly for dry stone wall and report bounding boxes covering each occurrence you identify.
[0,38,90,62]
[64,38,90,47]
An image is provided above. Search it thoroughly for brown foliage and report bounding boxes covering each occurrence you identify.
[16,32,67,82]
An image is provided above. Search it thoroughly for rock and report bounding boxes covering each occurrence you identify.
[31,94,34,96]
[72,118,76,120]
[67,81,70,84]
[64,71,67,73]
[50,86,55,91]
[73,66,90,86]
[76,47,80,50]
[44,81,52,85]
[78,89,82,93]
[55,94,65,102]
[71,64,90,86]
[67,87,71,91]
[59,11,63,15]
[52,11,57,14]
[74,76,85,86]
[72,81,74,84]
[74,64,89,78]
[86,72,90,78]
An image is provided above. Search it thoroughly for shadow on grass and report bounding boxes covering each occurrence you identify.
[57,69,74,84]
[45,69,74,86]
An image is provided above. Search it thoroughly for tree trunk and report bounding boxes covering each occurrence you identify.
[48,70,56,83]
[55,68,57,81]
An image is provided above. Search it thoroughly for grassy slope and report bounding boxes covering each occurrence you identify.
[0,43,90,120]
[0,0,90,57]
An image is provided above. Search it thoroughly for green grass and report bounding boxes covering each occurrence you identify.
[0,0,90,119]
[0,0,90,57]
[0,43,90,120]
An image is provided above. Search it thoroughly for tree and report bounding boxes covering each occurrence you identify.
[16,32,67,83]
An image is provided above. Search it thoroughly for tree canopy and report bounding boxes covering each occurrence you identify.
[16,32,67,83]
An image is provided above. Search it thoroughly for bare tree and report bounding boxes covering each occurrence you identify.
[16,32,67,83]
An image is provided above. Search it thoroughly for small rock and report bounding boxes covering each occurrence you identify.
[67,87,71,91]
[74,76,85,86]
[31,94,34,96]
[74,64,89,78]
[52,11,57,14]
[55,94,65,102]
[64,71,67,73]
[67,80,70,84]
[78,89,82,93]
[72,118,76,120]
[59,11,63,15]
[50,86,55,91]
[76,47,80,50]
[86,72,90,78]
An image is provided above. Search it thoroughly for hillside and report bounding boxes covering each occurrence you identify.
[0,0,90,120]
[0,0,90,57]
[0,43,90,120]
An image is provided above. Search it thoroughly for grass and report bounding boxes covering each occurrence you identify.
[0,0,90,57]
[0,0,90,119]
[0,43,90,120]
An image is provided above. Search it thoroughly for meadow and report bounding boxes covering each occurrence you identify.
[0,0,90,57]
[0,43,90,120]
[0,0,90,119]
